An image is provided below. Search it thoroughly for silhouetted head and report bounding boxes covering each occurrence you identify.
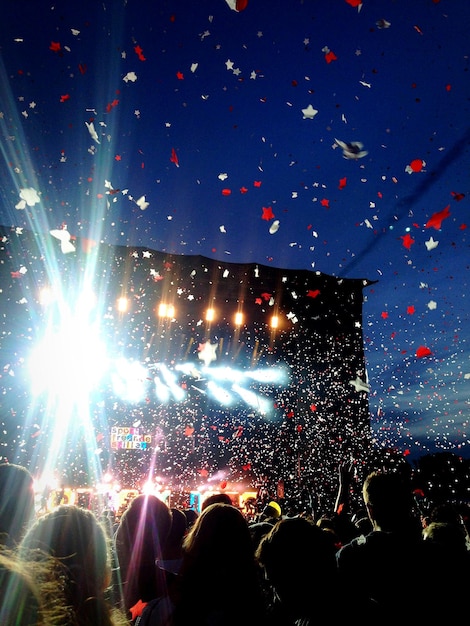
[0,463,35,547]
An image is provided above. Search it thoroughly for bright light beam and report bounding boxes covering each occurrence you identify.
[232,384,272,415]
[29,315,108,399]
[111,358,148,403]
[207,380,234,406]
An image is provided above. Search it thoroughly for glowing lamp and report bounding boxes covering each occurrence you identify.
[234,311,243,326]
[158,303,175,318]
[117,296,129,312]
[205,308,215,322]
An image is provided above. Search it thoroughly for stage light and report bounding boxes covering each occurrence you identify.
[157,302,175,318]
[232,383,272,415]
[234,311,243,326]
[205,308,215,322]
[29,315,109,400]
[38,287,54,306]
[154,376,171,402]
[206,366,244,383]
[111,358,148,403]
[247,367,288,384]
[207,380,233,406]
[270,315,279,329]
[117,296,129,313]
[159,364,186,401]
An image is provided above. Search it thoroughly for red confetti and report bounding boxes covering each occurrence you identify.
[320,198,330,208]
[105,99,119,113]
[407,305,415,315]
[451,191,465,201]
[240,186,248,194]
[170,147,179,167]
[425,205,450,230]
[49,41,61,52]
[409,158,424,172]
[78,63,87,75]
[81,238,97,253]
[176,71,184,80]
[220,480,227,489]
[262,206,275,220]
[307,289,320,298]
[134,45,146,61]
[345,0,362,6]
[400,233,415,249]
[325,50,338,64]
[221,188,231,196]
[60,94,70,102]
[338,177,347,189]
[416,346,432,358]
[253,180,262,187]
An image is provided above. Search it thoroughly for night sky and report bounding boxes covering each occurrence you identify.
[0,0,469,495]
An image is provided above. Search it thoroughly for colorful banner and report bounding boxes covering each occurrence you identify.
[111,426,152,450]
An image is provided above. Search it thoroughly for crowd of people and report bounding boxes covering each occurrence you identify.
[1,459,469,625]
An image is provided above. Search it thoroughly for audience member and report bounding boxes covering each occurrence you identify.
[156,507,188,592]
[200,492,233,510]
[139,502,268,625]
[256,516,370,625]
[0,550,49,625]
[114,494,172,619]
[181,507,198,530]
[19,504,129,626]
[257,500,282,524]
[0,463,35,547]
[336,469,467,621]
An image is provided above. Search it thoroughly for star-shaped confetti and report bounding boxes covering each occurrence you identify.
[198,341,218,366]
[301,104,318,119]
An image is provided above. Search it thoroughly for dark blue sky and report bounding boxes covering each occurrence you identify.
[1,0,469,463]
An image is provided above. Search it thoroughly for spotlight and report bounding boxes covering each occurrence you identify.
[234,311,243,326]
[117,296,129,313]
[158,303,175,318]
[205,308,215,322]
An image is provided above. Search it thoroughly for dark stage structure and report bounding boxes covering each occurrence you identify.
[0,224,374,508]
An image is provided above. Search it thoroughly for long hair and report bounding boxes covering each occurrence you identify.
[172,503,265,626]
[20,505,127,626]
[114,494,172,611]
[0,463,35,547]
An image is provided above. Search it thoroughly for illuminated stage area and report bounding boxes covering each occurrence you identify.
[0,225,373,507]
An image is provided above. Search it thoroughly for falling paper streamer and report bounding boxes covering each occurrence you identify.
[269,220,280,234]
[85,121,100,144]
[225,0,248,11]
[50,228,76,254]
[16,187,41,208]
[335,138,368,159]
[136,195,149,210]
